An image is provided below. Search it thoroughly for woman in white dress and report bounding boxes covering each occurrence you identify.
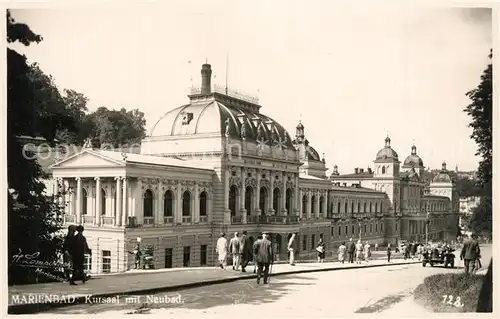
[363,241,371,263]
[216,233,228,269]
[338,242,347,264]
[355,240,363,264]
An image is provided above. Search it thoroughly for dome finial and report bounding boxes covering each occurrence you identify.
[385,136,391,148]
[411,144,417,155]
[442,161,447,171]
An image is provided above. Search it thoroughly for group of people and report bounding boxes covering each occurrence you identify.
[460,234,482,274]
[216,231,274,284]
[337,238,373,264]
[62,225,91,285]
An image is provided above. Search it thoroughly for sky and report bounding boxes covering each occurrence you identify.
[9,1,493,173]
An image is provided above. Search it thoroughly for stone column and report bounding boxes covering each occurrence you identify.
[190,186,195,223]
[158,180,164,225]
[115,177,122,226]
[315,191,320,219]
[294,175,300,216]
[194,183,200,223]
[281,174,287,216]
[224,167,231,223]
[76,177,82,224]
[322,191,328,218]
[240,167,247,223]
[95,177,101,226]
[299,189,303,219]
[268,175,274,215]
[176,181,182,223]
[68,185,74,216]
[306,192,312,219]
[63,179,70,215]
[121,177,128,226]
[255,169,261,216]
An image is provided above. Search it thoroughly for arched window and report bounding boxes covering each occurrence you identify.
[182,191,191,216]
[82,188,88,215]
[311,195,316,215]
[286,188,293,213]
[101,189,106,215]
[259,187,268,213]
[302,195,308,215]
[382,166,386,174]
[229,186,238,216]
[273,188,281,214]
[199,191,207,216]
[143,189,153,217]
[245,187,253,213]
[164,190,173,217]
[319,196,324,215]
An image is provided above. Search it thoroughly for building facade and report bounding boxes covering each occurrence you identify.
[48,64,459,273]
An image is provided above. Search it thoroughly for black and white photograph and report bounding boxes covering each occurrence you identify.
[4,0,495,316]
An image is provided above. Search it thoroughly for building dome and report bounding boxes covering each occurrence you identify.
[375,136,399,161]
[403,145,424,167]
[432,162,452,183]
[150,99,294,147]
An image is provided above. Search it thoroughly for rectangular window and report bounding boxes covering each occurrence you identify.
[102,250,111,273]
[331,227,334,236]
[183,246,191,267]
[370,224,373,233]
[311,235,316,250]
[351,225,354,234]
[165,248,173,268]
[364,224,367,233]
[200,245,207,266]
[345,225,348,236]
[84,249,92,271]
[302,235,307,251]
[338,227,341,236]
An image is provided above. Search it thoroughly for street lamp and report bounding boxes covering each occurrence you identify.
[425,211,430,246]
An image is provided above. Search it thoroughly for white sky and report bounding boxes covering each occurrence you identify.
[9,1,492,173]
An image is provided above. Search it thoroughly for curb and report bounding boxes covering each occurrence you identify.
[8,261,419,314]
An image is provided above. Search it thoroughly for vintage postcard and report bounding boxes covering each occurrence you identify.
[4,0,495,317]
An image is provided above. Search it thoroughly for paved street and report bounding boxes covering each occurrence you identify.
[44,245,491,316]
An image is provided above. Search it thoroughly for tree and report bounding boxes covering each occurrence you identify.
[464,50,493,238]
[85,107,146,149]
[7,10,74,284]
[464,50,492,193]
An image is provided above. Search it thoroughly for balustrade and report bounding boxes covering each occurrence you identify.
[164,216,174,224]
[199,216,208,223]
[143,217,155,225]
[64,215,76,224]
[83,215,94,224]
[102,216,114,226]
[182,216,192,224]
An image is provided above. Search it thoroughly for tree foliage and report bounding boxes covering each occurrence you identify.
[7,10,68,284]
[464,50,493,193]
[463,50,493,238]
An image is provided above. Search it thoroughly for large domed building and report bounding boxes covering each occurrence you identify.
[48,63,458,273]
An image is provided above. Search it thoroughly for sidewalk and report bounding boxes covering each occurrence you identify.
[8,258,419,314]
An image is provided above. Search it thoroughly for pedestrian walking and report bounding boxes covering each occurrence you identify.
[253,232,274,284]
[229,232,241,270]
[355,240,363,264]
[387,244,392,262]
[240,231,252,272]
[374,243,379,251]
[338,242,347,264]
[287,233,296,266]
[347,238,355,263]
[71,225,90,285]
[411,242,418,260]
[316,239,325,263]
[363,241,371,263]
[216,232,228,270]
[63,225,77,284]
[460,234,481,275]
[253,234,262,273]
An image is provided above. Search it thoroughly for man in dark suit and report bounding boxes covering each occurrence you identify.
[71,225,91,285]
[460,234,481,274]
[346,238,355,263]
[240,230,252,272]
[253,232,274,284]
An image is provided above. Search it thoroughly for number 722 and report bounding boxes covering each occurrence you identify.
[442,295,464,308]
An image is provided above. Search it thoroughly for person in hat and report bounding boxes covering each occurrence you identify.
[216,232,228,270]
[253,232,274,284]
[240,230,252,272]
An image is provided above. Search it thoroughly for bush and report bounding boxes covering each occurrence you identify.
[413,273,484,312]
